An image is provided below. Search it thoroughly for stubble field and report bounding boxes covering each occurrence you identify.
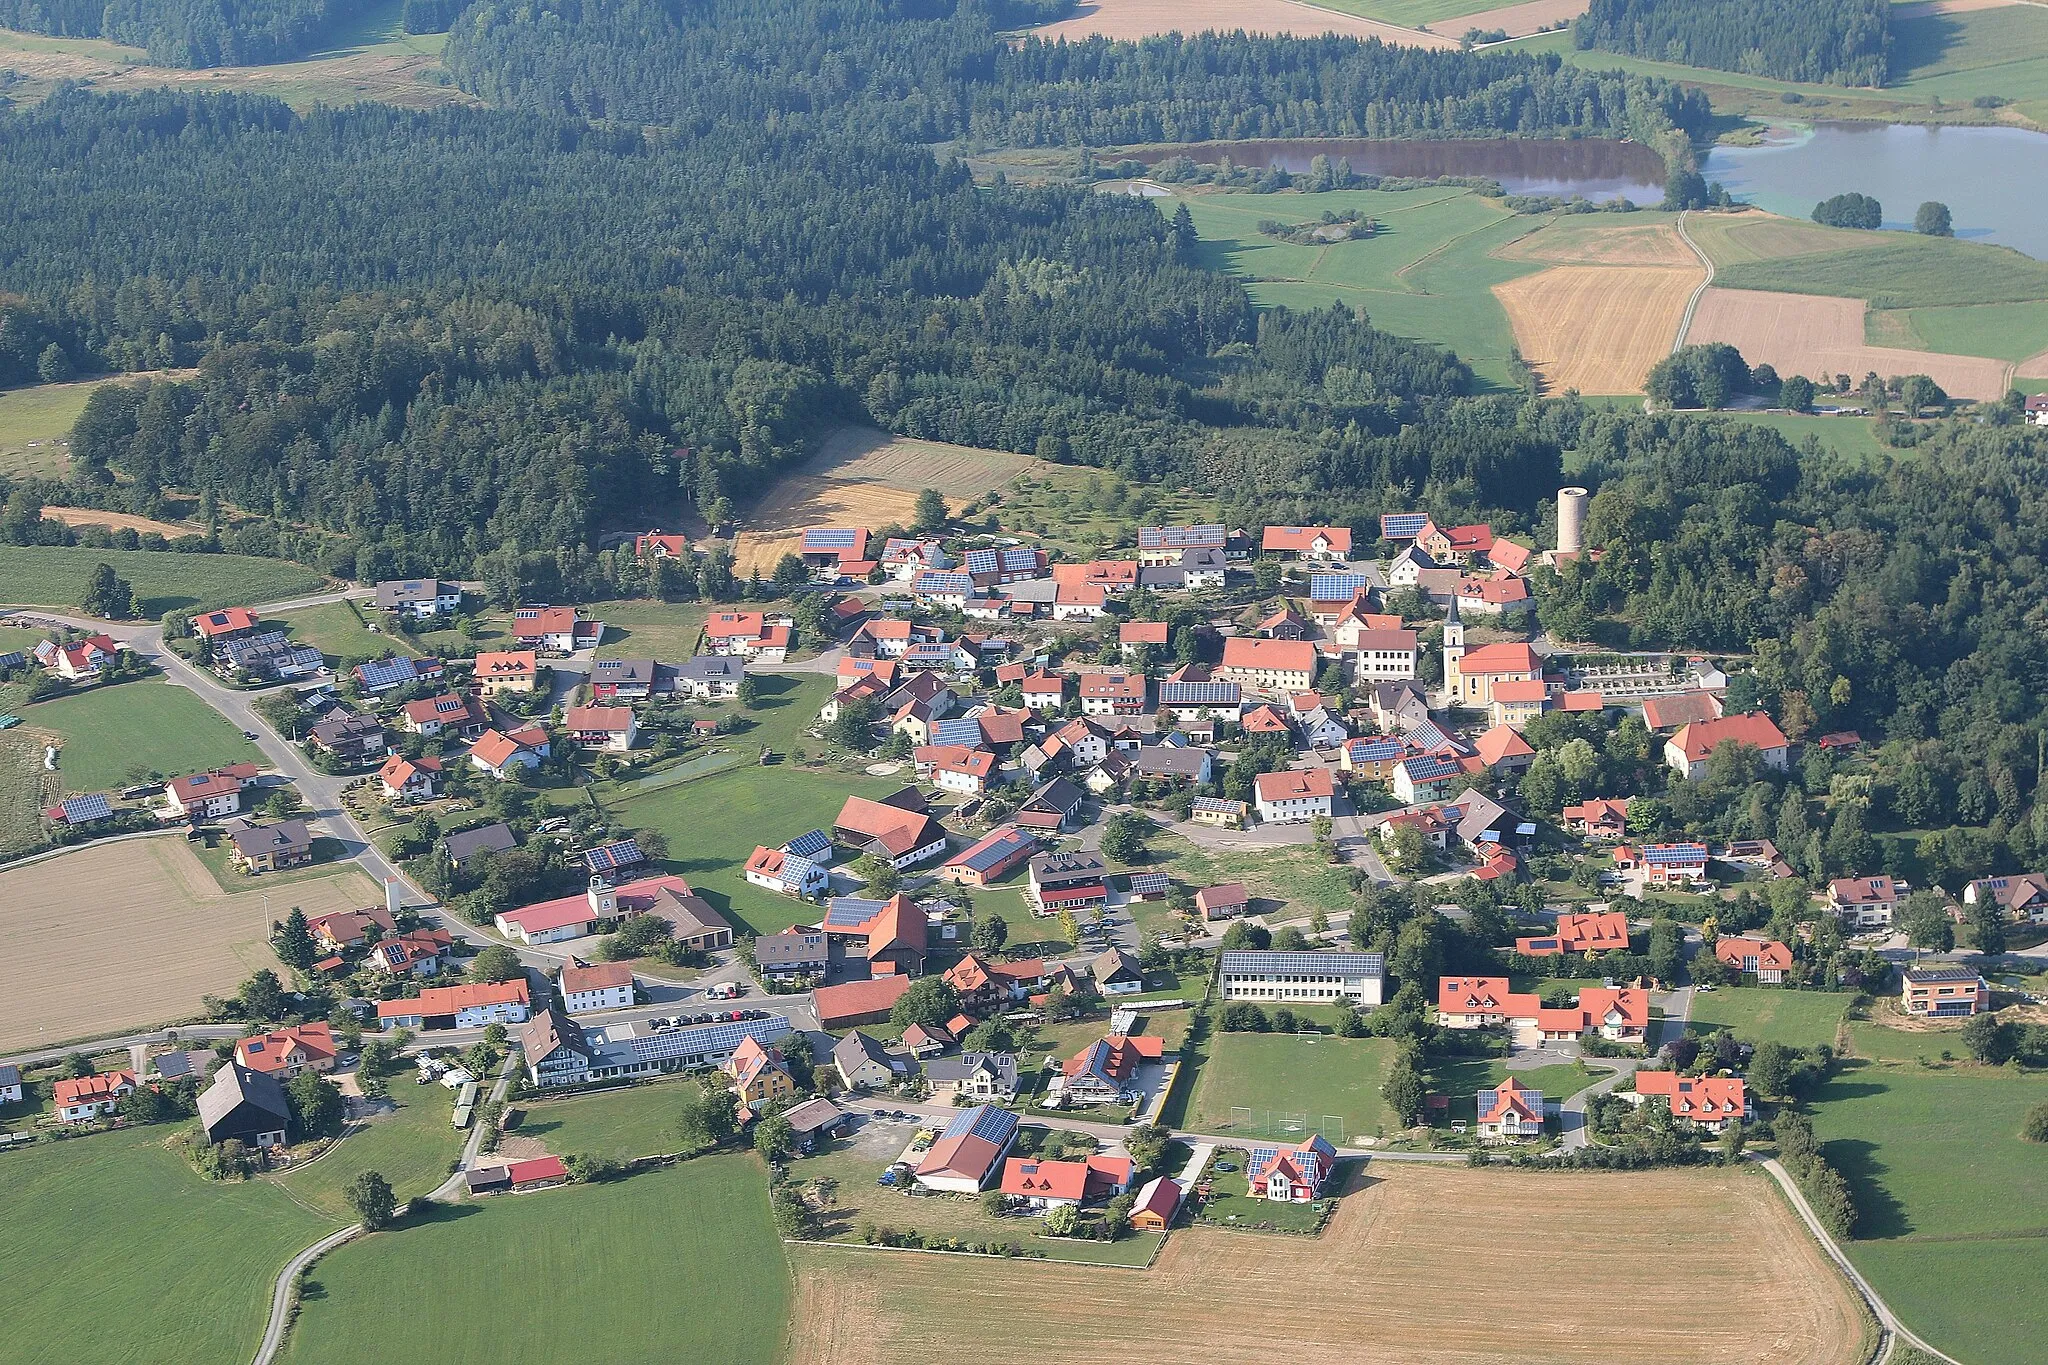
[1683,288,2011,399]
[1496,264,1703,394]
[786,1163,1869,1365]
[0,835,379,1050]
[1025,0,1456,44]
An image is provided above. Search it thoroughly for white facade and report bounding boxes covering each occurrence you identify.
[563,982,634,1015]
[1255,789,1332,825]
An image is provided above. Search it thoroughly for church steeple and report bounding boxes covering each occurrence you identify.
[1441,593,1465,703]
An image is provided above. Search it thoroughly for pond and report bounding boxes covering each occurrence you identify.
[1121,138,1667,202]
[1702,122,2048,259]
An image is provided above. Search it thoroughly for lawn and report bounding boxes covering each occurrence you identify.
[1426,1056,1608,1124]
[1142,831,1357,925]
[1715,411,1894,466]
[27,679,262,791]
[1809,1060,2048,1365]
[282,1155,790,1365]
[585,598,712,660]
[1711,233,2048,310]
[0,544,325,615]
[0,376,118,477]
[268,599,416,667]
[1683,987,1849,1050]
[1877,299,2048,363]
[273,1082,462,1219]
[1184,1032,1399,1143]
[1842,1014,1977,1064]
[512,1081,695,1162]
[4,1126,333,1362]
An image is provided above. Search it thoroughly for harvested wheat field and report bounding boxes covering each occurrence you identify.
[731,429,1038,575]
[42,507,196,539]
[1027,0,1456,45]
[1497,218,1698,268]
[1495,264,1703,394]
[0,835,380,1051]
[1684,288,2011,400]
[1433,0,1590,39]
[786,1164,1868,1365]
[1683,211,1881,271]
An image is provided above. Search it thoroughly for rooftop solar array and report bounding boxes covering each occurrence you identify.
[1158,681,1240,705]
[1404,719,1454,752]
[944,1104,1020,1144]
[1219,950,1384,977]
[583,839,644,874]
[784,829,832,859]
[912,572,975,593]
[956,827,1035,872]
[1189,796,1244,813]
[802,527,862,550]
[825,896,886,926]
[1380,512,1431,539]
[931,717,985,747]
[1400,753,1461,780]
[1309,572,1377,600]
[1644,843,1708,864]
[1347,738,1403,761]
[1138,524,1224,550]
[60,793,112,822]
[777,854,824,889]
[615,1012,792,1063]
[355,657,419,688]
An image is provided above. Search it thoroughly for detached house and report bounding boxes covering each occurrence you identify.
[53,1069,137,1123]
[1475,1076,1545,1142]
[1254,767,1333,825]
[472,651,539,695]
[377,980,530,1030]
[1828,875,1904,928]
[925,1051,1021,1104]
[1665,712,1791,781]
[705,612,791,663]
[998,1154,1135,1211]
[1714,936,1794,984]
[165,763,261,821]
[1901,966,1989,1018]
[229,817,314,874]
[1629,1072,1750,1133]
[513,605,602,653]
[1078,672,1148,717]
[559,959,636,1015]
[564,705,639,752]
[1219,637,1317,696]
[723,1035,797,1112]
[1262,525,1352,561]
[377,753,441,802]
[1054,1033,1162,1107]
[402,692,491,739]
[1245,1134,1336,1202]
[198,1062,290,1149]
[744,829,833,900]
[36,634,117,682]
[1515,910,1631,958]
[190,607,260,652]
[234,1022,337,1079]
[1562,798,1630,840]
[470,725,550,780]
[1964,872,2048,924]
[374,578,462,618]
[307,710,387,765]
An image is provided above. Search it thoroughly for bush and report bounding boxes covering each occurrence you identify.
[2021,1101,2048,1143]
[1812,192,1881,229]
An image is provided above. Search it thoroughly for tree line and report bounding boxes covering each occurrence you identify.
[0,0,350,66]
[1575,0,1890,87]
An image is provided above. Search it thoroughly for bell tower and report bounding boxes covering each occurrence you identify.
[1441,594,1465,704]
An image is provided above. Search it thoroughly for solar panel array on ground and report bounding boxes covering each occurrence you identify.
[1127,872,1169,896]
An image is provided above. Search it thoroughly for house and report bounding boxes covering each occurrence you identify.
[376,753,441,802]
[833,1029,911,1090]
[1221,950,1385,1007]
[1346,628,1419,684]
[229,818,315,874]
[756,929,829,981]
[377,980,530,1030]
[782,1097,851,1152]
[472,650,540,696]
[670,654,745,701]
[1029,850,1110,916]
[1901,966,1990,1018]
[1337,736,1403,781]
[1475,1077,1545,1142]
[1609,842,1709,887]
[308,905,395,953]
[564,705,639,752]
[833,791,948,869]
[1219,637,1317,695]
[0,1062,20,1104]
[1013,776,1086,834]
[1020,673,1067,711]
[1189,796,1249,829]
[1641,691,1725,733]
[464,1165,512,1195]
[1370,679,1432,733]
[53,1069,137,1122]
[306,710,387,765]
[374,578,462,618]
[444,821,517,871]
[1263,525,1353,561]
[164,762,260,821]
[35,634,115,682]
[634,530,692,558]
[506,1156,571,1191]
[1245,1134,1336,1202]
[1157,674,1242,719]
[234,1022,337,1079]
[924,1052,1021,1104]
[214,631,323,681]
[1196,882,1250,921]
[470,725,550,781]
[514,1007,596,1087]
[559,959,636,1015]
[819,893,926,975]
[1628,1072,1750,1132]
[401,691,491,739]
[1665,712,1791,780]
[944,953,1048,1013]
[1421,521,1493,564]
[1254,767,1334,825]
[882,537,953,579]
[1295,706,1349,751]
[1489,679,1549,728]
[1055,1034,1163,1107]
[901,1021,953,1058]
[1562,798,1629,840]
[1713,936,1794,984]
[1128,1176,1183,1231]
[1436,976,1542,1031]
[705,611,791,663]
[799,526,873,578]
[723,1035,797,1111]
[533,873,729,951]
[197,1063,290,1148]
[1473,724,1536,773]
[744,831,833,900]
[913,743,998,796]
[1078,672,1148,717]
[513,605,601,653]
[189,607,260,651]
[369,928,453,978]
[1136,524,1226,566]
[1090,947,1145,996]
[354,654,445,694]
[1828,875,1904,928]
[915,1105,1021,1192]
[1392,753,1461,805]
[814,975,913,1029]
[964,544,1044,585]
[998,1154,1135,1210]
[1537,986,1650,1045]
[589,657,657,701]
[1241,704,1291,737]
[1515,910,1631,958]
[1963,872,2048,924]
[1119,621,1169,659]
[942,824,1040,886]
[912,570,980,611]
[1131,744,1214,785]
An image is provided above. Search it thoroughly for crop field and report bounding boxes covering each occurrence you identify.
[28,679,262,791]
[0,835,379,1051]
[40,506,199,539]
[731,482,923,577]
[1702,219,2048,309]
[1682,987,1850,1050]
[786,1163,1869,1365]
[0,727,60,858]
[1184,1032,1400,1142]
[282,1155,789,1365]
[1495,263,1702,394]
[273,1083,460,1219]
[1809,1061,2048,1365]
[0,378,116,477]
[1683,288,2012,399]
[1495,213,1694,266]
[5,1125,333,1363]
[0,0,471,111]
[0,544,325,615]
[1025,0,1457,45]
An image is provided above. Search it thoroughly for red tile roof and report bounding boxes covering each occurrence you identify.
[377,980,529,1020]
[1262,525,1353,554]
[813,973,913,1026]
[1634,1070,1747,1122]
[1452,642,1541,676]
[473,650,537,678]
[54,1070,135,1107]
[1671,711,1789,762]
[561,960,634,994]
[1473,724,1535,765]
[506,1156,569,1185]
[235,1022,337,1075]
[1222,637,1316,675]
[1714,936,1794,972]
[1254,768,1334,801]
[190,607,258,637]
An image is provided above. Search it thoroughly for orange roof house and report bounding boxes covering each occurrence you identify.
[235,1022,338,1078]
[1714,936,1794,983]
[1515,910,1632,958]
[1219,637,1317,691]
[1631,1071,1750,1131]
[1437,976,1542,1028]
[1562,798,1629,839]
[189,607,258,639]
[1262,525,1353,558]
[812,974,913,1028]
[1473,724,1536,770]
[1475,1075,1545,1140]
[1666,712,1790,780]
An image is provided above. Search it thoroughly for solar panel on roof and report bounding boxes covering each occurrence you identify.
[1000,547,1036,570]
[1645,844,1707,864]
[61,793,112,822]
[1380,513,1430,538]
[1159,681,1238,705]
[584,839,644,874]
[825,897,885,926]
[959,829,1032,872]
[932,718,984,746]
[965,548,999,574]
[804,528,860,550]
[784,829,831,859]
[1128,872,1169,893]
[1309,572,1377,600]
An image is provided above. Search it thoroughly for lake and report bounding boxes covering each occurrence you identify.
[1122,138,1667,202]
[1703,122,2048,259]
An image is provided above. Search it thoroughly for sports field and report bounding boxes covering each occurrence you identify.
[0,835,379,1051]
[4,1124,333,1362]
[273,1083,461,1219]
[28,679,262,791]
[1810,1061,2047,1365]
[1682,987,1849,1050]
[282,1155,790,1365]
[1185,1032,1400,1142]
[786,1163,1869,1364]
[0,543,324,616]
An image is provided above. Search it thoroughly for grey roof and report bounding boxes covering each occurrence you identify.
[1023,776,1085,812]
[834,1029,911,1076]
[674,654,743,682]
[1091,947,1143,984]
[1030,850,1107,882]
[229,818,312,858]
[592,657,656,685]
[757,930,828,967]
[922,1051,1019,1089]
[1451,789,1515,846]
[781,1096,848,1135]
[0,1062,19,1087]
[1131,746,1212,778]
[445,821,516,865]
[375,578,452,607]
[1220,950,1385,979]
[1902,965,1986,984]
[197,1061,289,1134]
[1137,566,1185,589]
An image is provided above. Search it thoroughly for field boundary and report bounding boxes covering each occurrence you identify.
[1672,211,1716,353]
[784,1236,1162,1269]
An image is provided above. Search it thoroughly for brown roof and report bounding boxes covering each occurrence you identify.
[813,974,912,1026]
[561,959,634,994]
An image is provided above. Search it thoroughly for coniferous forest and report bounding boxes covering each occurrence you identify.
[1574,0,1891,87]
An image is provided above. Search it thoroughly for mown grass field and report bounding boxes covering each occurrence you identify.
[1270,0,1497,28]
[1716,412,1895,465]
[282,1155,790,1365]
[0,544,324,615]
[513,1082,696,1162]
[274,1082,461,1219]
[1683,987,1849,1050]
[0,377,108,477]
[1185,1031,1399,1142]
[268,599,416,667]
[1810,1060,2048,1365]
[29,679,261,790]
[0,725,59,857]
[584,598,711,660]
[1713,237,2048,310]
[1877,298,2048,362]
[5,1126,333,1362]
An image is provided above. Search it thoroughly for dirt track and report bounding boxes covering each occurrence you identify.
[1684,288,2011,400]
[785,1164,1867,1365]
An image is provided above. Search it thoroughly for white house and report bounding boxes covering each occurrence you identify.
[495,877,611,945]
[53,1070,136,1123]
[375,578,462,618]
[1254,768,1334,825]
[559,960,635,1015]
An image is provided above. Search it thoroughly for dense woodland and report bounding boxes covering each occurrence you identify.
[0,0,347,66]
[1575,0,1891,87]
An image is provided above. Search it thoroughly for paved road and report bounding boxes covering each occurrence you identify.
[1555,1059,1637,1152]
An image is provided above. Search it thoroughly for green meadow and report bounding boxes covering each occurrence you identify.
[0,543,324,616]
[30,679,263,791]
